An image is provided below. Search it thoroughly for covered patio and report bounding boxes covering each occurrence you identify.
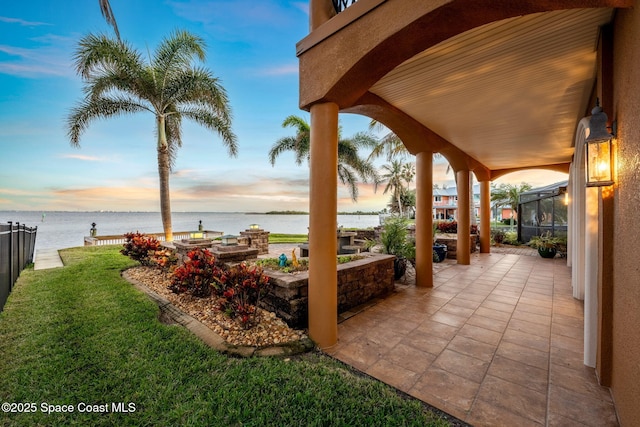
[326,251,618,426]
[297,1,639,425]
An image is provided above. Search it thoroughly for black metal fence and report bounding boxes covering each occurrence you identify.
[332,0,358,14]
[0,222,37,312]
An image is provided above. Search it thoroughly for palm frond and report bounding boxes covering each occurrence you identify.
[67,95,147,146]
[268,137,301,166]
[99,0,120,41]
[74,33,144,81]
[179,107,237,157]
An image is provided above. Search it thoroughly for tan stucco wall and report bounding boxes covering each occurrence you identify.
[611,6,640,425]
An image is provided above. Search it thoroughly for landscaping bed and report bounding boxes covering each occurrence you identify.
[260,253,396,328]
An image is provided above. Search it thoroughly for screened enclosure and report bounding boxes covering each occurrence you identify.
[518,181,568,243]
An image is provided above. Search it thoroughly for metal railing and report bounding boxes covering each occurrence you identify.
[332,0,358,14]
[1,222,37,312]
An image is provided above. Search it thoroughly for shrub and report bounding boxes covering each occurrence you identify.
[435,221,478,235]
[121,232,161,266]
[150,248,178,272]
[503,231,520,245]
[380,216,409,256]
[169,248,222,297]
[213,263,271,328]
[491,229,506,244]
[502,218,517,226]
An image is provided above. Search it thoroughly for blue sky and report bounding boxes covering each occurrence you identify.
[0,0,567,213]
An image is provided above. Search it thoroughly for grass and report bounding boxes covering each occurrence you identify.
[268,233,308,244]
[0,246,451,426]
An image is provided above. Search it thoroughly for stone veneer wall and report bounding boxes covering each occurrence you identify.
[435,234,478,259]
[239,229,270,255]
[259,254,395,328]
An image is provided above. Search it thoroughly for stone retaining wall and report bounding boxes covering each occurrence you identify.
[259,254,395,328]
[435,234,478,259]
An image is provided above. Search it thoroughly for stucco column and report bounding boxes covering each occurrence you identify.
[479,180,491,253]
[308,102,339,349]
[415,151,433,287]
[456,169,471,265]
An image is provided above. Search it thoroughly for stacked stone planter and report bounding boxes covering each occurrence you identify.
[239,228,270,255]
[259,254,395,328]
[435,234,478,259]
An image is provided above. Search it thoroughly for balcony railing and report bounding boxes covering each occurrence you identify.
[332,0,358,14]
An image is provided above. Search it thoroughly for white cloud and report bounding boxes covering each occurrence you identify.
[0,16,51,27]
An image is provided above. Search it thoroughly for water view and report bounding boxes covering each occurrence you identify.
[0,211,381,252]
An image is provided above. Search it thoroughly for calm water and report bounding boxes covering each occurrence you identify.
[0,211,381,253]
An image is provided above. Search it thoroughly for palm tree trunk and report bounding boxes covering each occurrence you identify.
[157,115,173,241]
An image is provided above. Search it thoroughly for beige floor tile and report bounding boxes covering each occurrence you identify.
[475,375,547,425]
[446,335,497,363]
[430,311,468,328]
[410,366,481,413]
[502,327,550,352]
[457,323,503,345]
[496,341,549,371]
[548,384,619,427]
[487,354,549,394]
[508,317,551,338]
[467,313,509,333]
[468,399,544,427]
[381,342,436,374]
[432,348,490,383]
[415,319,460,340]
[366,358,420,391]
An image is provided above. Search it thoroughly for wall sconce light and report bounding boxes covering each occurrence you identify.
[221,234,238,246]
[585,100,614,187]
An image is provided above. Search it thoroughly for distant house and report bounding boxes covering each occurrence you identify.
[433,185,480,220]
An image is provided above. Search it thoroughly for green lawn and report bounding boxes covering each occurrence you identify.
[0,246,450,426]
[268,233,309,244]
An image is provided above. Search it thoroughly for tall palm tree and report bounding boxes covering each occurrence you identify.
[367,119,411,162]
[382,160,407,216]
[268,115,380,202]
[68,31,237,241]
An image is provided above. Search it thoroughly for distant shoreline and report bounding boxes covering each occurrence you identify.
[256,211,379,216]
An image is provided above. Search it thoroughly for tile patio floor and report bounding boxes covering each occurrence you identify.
[324,249,619,426]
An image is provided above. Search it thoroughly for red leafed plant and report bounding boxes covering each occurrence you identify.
[213,262,271,328]
[436,221,478,234]
[121,232,161,266]
[169,248,222,297]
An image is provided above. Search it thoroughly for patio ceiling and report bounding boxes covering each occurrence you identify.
[369,8,614,172]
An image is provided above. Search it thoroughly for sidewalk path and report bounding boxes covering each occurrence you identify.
[34,249,64,270]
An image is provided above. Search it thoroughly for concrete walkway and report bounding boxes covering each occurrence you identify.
[34,249,64,270]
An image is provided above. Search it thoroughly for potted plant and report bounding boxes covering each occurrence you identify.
[432,222,448,263]
[528,232,563,258]
[380,216,410,279]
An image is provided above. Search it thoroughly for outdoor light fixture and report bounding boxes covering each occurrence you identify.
[221,234,238,246]
[585,100,615,187]
[249,224,260,230]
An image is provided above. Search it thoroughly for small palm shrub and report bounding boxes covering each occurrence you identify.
[121,232,161,266]
[169,248,222,297]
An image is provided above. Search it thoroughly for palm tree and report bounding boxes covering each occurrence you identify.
[367,119,411,162]
[268,115,380,201]
[381,160,408,216]
[491,182,533,229]
[68,31,237,241]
